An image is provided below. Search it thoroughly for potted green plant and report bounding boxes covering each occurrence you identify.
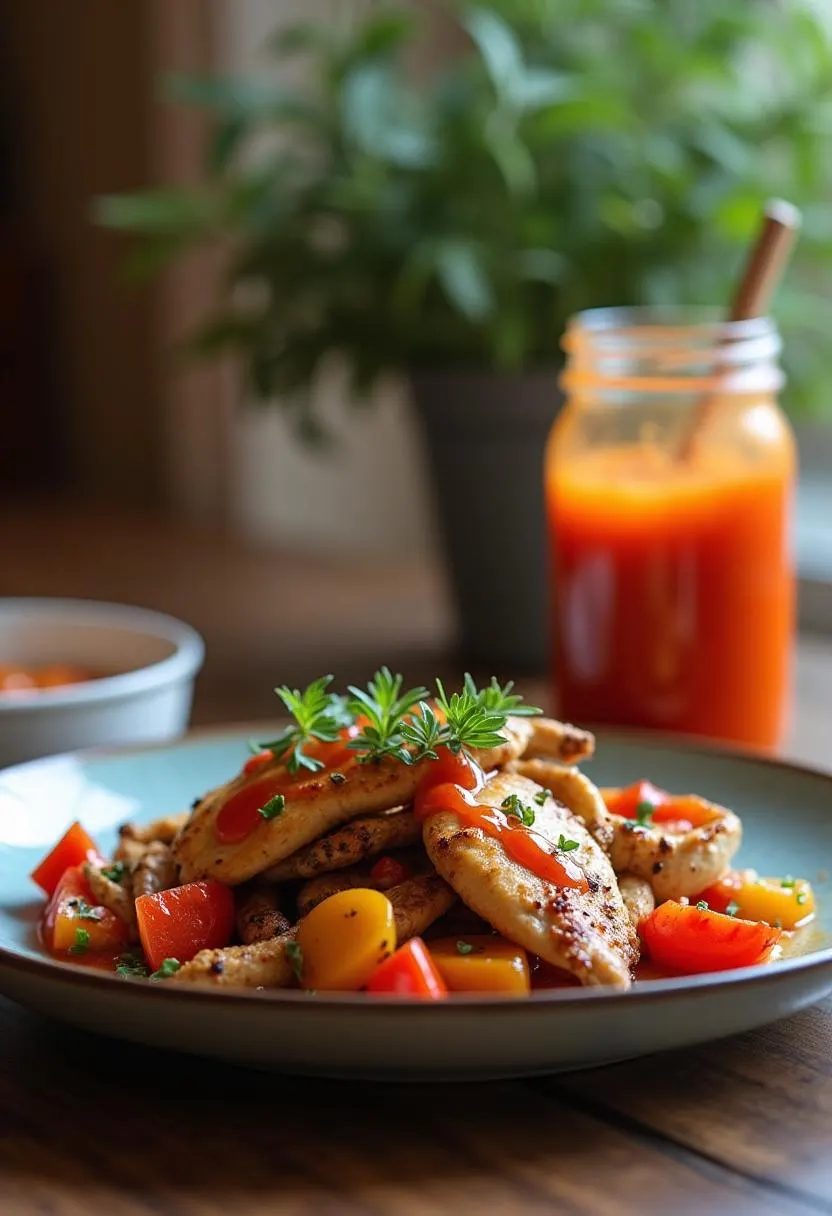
[98,1,832,671]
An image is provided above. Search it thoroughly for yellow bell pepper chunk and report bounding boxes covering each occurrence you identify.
[295,888,396,991]
[733,875,815,930]
[428,935,531,995]
[700,869,815,931]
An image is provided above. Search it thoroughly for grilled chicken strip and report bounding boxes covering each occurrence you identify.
[296,868,381,918]
[173,931,298,988]
[82,861,138,936]
[618,874,655,930]
[510,760,613,852]
[600,788,742,901]
[264,808,420,882]
[132,841,177,901]
[172,718,536,885]
[173,873,455,988]
[295,851,428,914]
[235,882,293,944]
[524,719,595,766]
[119,813,188,847]
[422,771,638,988]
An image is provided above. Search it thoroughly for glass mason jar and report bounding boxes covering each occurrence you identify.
[546,307,796,750]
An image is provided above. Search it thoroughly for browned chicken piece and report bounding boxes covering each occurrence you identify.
[600,787,742,901]
[524,719,595,766]
[263,808,420,882]
[618,874,655,930]
[132,841,177,901]
[509,759,614,852]
[387,873,456,941]
[296,868,382,918]
[119,813,189,847]
[173,871,455,988]
[422,771,638,988]
[172,931,298,988]
[82,861,138,936]
[172,718,536,885]
[113,835,148,868]
[235,882,293,944]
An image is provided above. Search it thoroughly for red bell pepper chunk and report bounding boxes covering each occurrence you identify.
[369,855,411,889]
[365,937,448,999]
[30,821,101,896]
[641,900,782,976]
[135,879,235,972]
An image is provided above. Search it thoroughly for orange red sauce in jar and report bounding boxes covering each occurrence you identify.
[547,308,796,751]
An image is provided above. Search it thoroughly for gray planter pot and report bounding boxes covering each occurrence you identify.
[409,367,563,674]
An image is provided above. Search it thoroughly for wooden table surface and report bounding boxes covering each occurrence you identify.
[2,503,832,1216]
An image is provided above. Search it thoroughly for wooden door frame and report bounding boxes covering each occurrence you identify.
[148,0,235,525]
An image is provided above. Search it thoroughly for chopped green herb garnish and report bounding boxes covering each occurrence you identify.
[150,958,181,980]
[259,793,286,820]
[501,793,535,827]
[557,835,580,852]
[696,900,709,911]
[101,861,126,884]
[286,940,304,983]
[725,901,741,917]
[330,771,346,785]
[73,898,104,922]
[69,928,91,955]
[534,788,552,807]
[781,876,796,889]
[796,892,808,906]
[256,675,353,774]
[116,953,149,979]
[456,941,475,955]
[635,800,654,825]
[774,918,783,928]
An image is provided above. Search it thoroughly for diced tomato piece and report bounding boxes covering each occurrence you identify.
[604,780,668,819]
[641,900,782,975]
[369,856,411,889]
[30,822,101,896]
[42,865,130,956]
[604,782,714,833]
[135,879,235,972]
[365,937,448,999]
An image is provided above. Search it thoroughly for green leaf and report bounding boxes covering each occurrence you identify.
[435,240,494,322]
[464,8,524,99]
[342,64,436,168]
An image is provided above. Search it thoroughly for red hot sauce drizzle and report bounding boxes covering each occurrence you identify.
[215,725,362,845]
[413,748,588,893]
[215,728,587,893]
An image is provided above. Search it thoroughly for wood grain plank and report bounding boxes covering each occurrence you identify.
[0,997,809,1216]
[551,999,832,1209]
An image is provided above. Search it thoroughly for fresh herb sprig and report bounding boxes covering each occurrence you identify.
[347,667,429,764]
[256,675,353,774]
[402,674,542,763]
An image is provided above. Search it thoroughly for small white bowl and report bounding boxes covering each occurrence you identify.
[0,599,205,767]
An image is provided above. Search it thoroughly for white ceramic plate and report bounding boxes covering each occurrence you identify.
[1,728,830,1081]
